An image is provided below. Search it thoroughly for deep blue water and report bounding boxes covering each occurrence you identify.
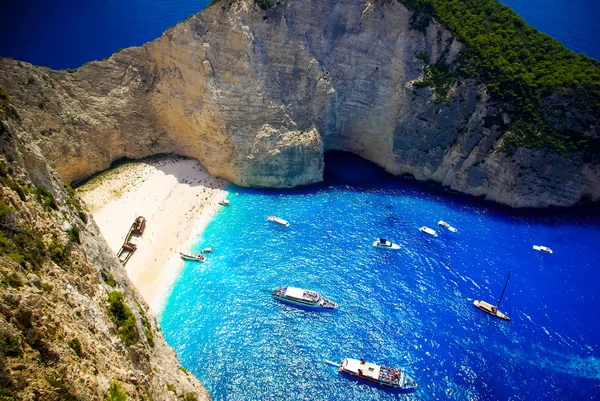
[0,0,211,69]
[160,152,600,401]
[0,0,599,69]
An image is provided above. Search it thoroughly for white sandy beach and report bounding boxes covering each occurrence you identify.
[77,156,229,312]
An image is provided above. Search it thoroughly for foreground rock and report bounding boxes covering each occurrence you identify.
[0,99,208,400]
[0,0,598,208]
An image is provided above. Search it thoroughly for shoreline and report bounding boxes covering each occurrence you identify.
[77,155,229,312]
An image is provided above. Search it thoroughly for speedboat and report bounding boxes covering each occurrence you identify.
[372,238,401,250]
[201,247,214,253]
[419,226,438,237]
[272,286,338,309]
[179,251,206,262]
[267,215,290,227]
[218,199,230,206]
[438,220,457,232]
[533,245,553,254]
[336,358,417,390]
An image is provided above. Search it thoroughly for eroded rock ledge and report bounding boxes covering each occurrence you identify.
[0,0,598,207]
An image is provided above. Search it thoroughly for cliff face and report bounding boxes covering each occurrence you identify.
[0,0,598,207]
[0,103,208,399]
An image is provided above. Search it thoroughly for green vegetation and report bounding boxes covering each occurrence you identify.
[0,228,46,269]
[107,291,138,346]
[106,381,128,401]
[0,164,26,202]
[1,273,23,289]
[48,239,69,267]
[0,330,22,358]
[68,338,82,357]
[134,298,154,347]
[166,383,177,395]
[106,273,116,287]
[64,183,85,213]
[413,52,457,103]
[46,374,81,401]
[0,85,19,121]
[184,393,198,401]
[65,68,78,73]
[0,199,12,220]
[399,0,600,152]
[67,226,80,244]
[255,0,280,10]
[35,188,58,211]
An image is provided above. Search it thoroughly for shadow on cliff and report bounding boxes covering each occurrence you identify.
[73,153,227,190]
[239,151,600,226]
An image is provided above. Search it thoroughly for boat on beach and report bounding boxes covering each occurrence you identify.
[201,247,214,253]
[267,215,290,227]
[533,245,553,254]
[438,220,457,232]
[419,226,438,237]
[272,286,338,309]
[332,358,417,391]
[218,199,230,206]
[474,270,511,321]
[372,238,401,250]
[179,251,206,262]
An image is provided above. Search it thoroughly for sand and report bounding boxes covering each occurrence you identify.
[77,156,229,312]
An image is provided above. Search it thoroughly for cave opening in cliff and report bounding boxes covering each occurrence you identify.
[323,151,404,189]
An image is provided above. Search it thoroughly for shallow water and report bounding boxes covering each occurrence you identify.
[160,152,600,401]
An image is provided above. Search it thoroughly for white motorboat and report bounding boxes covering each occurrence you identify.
[334,358,417,391]
[267,215,290,227]
[218,199,230,206]
[201,247,214,253]
[372,238,401,250]
[179,251,206,262]
[438,220,457,233]
[419,226,438,237]
[272,286,338,309]
[533,245,553,254]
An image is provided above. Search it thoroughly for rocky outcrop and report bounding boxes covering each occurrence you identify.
[0,0,598,207]
[0,101,208,399]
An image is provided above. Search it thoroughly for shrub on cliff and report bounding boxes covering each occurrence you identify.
[106,380,128,401]
[68,338,82,357]
[35,188,58,211]
[107,291,138,346]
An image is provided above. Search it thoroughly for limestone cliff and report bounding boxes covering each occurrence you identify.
[0,0,598,207]
[0,96,208,399]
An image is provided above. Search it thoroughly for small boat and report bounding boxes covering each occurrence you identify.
[272,286,338,309]
[201,247,214,253]
[438,220,457,233]
[267,215,290,227]
[533,245,553,254]
[474,270,511,321]
[179,251,206,262]
[419,226,438,237]
[335,358,417,390]
[372,238,401,250]
[218,199,230,206]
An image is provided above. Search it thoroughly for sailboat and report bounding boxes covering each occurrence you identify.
[473,270,511,321]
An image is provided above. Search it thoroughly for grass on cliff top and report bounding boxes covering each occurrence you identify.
[399,0,600,153]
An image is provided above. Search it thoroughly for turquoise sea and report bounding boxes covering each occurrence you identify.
[160,152,600,400]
